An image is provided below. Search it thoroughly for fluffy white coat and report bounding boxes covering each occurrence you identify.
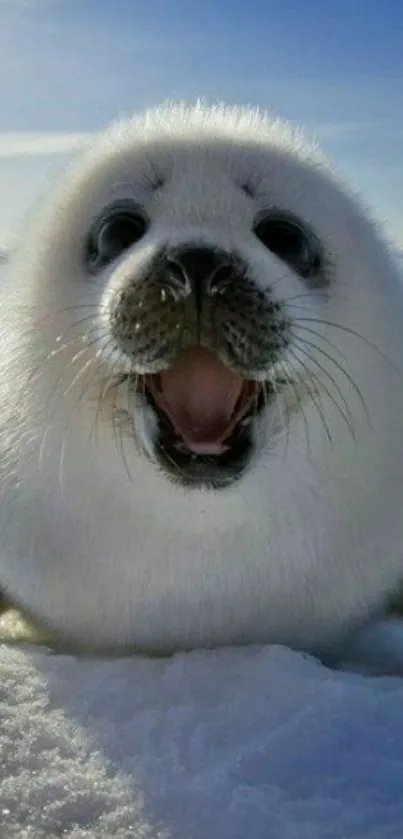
[1,103,403,671]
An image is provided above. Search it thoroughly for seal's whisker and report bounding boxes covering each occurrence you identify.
[54,360,107,478]
[108,368,132,481]
[35,311,100,337]
[284,369,312,461]
[54,313,101,340]
[266,271,290,292]
[274,360,313,460]
[290,335,357,428]
[116,406,133,482]
[30,304,101,326]
[124,373,143,457]
[281,291,329,304]
[107,350,138,482]
[291,333,371,427]
[47,345,92,403]
[60,356,104,424]
[63,357,99,398]
[289,324,349,364]
[272,376,293,461]
[292,316,393,366]
[157,438,185,479]
[88,341,122,447]
[26,337,84,386]
[26,325,107,390]
[285,347,333,445]
[36,336,112,460]
[46,335,106,404]
[292,345,357,443]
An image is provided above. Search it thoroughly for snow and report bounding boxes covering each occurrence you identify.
[1,639,403,838]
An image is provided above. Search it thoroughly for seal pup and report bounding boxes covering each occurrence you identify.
[1,102,403,672]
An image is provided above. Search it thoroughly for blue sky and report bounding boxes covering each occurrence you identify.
[0,0,402,246]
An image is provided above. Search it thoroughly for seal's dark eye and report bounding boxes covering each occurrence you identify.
[254,212,323,281]
[86,201,148,272]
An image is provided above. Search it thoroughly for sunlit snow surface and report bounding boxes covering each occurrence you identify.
[1,642,403,839]
[0,257,403,838]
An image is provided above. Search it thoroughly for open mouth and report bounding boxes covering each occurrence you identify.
[143,347,265,486]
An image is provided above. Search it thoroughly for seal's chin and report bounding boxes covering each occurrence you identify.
[141,347,264,488]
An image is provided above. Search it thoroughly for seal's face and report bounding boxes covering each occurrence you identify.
[39,109,334,489]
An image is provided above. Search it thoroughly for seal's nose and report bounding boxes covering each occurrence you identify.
[164,245,233,308]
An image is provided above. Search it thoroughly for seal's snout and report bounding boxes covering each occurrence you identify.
[109,239,289,378]
[164,245,235,306]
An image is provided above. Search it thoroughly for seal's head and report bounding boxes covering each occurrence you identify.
[23,103,343,491]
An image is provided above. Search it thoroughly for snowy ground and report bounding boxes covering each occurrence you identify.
[1,638,403,839]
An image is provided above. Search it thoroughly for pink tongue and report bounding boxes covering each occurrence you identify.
[155,348,245,454]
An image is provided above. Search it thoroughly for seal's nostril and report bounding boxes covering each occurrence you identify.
[164,257,191,300]
[208,262,233,295]
[164,245,234,306]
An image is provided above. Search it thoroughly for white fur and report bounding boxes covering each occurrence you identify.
[1,102,403,670]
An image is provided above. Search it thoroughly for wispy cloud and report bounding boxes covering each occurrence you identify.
[309,120,403,141]
[0,0,59,6]
[0,132,94,157]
